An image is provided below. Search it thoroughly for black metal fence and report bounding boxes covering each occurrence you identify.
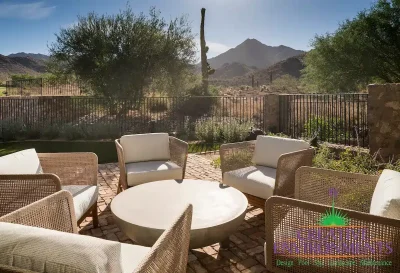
[279,94,369,147]
[5,78,84,96]
[0,96,265,144]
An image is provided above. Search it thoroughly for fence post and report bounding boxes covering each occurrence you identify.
[41,78,43,96]
[263,94,280,133]
[368,83,400,161]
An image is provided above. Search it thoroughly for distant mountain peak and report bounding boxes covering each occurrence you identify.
[207,39,304,70]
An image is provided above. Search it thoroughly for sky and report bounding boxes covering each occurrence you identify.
[0,0,376,58]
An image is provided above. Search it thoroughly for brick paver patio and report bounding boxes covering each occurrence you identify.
[80,154,269,273]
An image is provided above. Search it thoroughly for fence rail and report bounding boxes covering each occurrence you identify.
[279,93,368,147]
[0,96,265,142]
[5,78,84,96]
[0,94,370,148]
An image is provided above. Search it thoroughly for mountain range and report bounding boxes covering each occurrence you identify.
[0,54,47,82]
[0,39,305,84]
[207,38,304,69]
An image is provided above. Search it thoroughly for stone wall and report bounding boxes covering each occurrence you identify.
[368,83,400,160]
[263,94,280,133]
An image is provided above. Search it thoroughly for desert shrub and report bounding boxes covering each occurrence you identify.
[195,118,253,143]
[82,123,121,140]
[303,116,349,142]
[0,119,25,141]
[270,74,300,92]
[25,126,42,139]
[220,119,253,143]
[313,144,380,175]
[42,124,62,139]
[62,124,86,140]
[195,119,219,143]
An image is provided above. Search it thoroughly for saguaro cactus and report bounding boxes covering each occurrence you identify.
[200,8,214,93]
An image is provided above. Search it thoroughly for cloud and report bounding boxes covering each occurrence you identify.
[0,1,55,20]
[195,41,231,59]
[206,41,232,56]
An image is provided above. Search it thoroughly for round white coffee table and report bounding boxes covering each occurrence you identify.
[111,179,248,249]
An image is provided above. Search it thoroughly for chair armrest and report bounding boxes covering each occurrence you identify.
[220,141,255,176]
[0,190,78,233]
[0,174,61,217]
[169,136,189,177]
[274,148,314,197]
[295,166,379,213]
[265,196,400,273]
[38,153,98,186]
[115,139,128,190]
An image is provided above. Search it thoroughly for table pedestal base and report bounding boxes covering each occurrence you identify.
[220,238,231,249]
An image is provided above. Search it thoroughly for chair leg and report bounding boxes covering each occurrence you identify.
[92,205,99,228]
[117,177,123,194]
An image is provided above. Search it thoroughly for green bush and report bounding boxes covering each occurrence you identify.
[195,119,219,143]
[82,123,121,140]
[0,119,25,141]
[62,124,86,140]
[195,118,253,143]
[25,126,42,139]
[313,144,380,175]
[42,125,62,140]
[221,119,253,143]
[303,116,349,142]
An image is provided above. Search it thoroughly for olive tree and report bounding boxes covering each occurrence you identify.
[49,6,196,100]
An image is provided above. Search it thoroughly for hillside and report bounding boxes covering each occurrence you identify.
[210,62,257,79]
[0,54,47,82]
[207,38,304,69]
[8,52,50,62]
[210,54,305,86]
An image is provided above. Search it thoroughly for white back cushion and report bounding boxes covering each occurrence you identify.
[370,169,400,219]
[120,133,170,163]
[252,136,310,168]
[0,148,43,174]
[0,222,122,273]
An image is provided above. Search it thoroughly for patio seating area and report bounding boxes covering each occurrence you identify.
[2,133,400,273]
[82,154,269,273]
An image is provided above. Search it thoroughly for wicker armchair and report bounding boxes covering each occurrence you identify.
[0,152,99,227]
[116,133,188,192]
[220,136,314,208]
[0,190,192,273]
[264,167,400,273]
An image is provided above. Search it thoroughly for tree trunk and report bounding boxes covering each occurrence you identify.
[200,8,208,94]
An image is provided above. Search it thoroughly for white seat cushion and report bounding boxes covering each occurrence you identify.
[253,136,310,168]
[120,133,170,163]
[120,243,151,273]
[62,185,98,220]
[0,222,122,273]
[223,165,276,199]
[126,161,182,186]
[0,148,43,174]
[370,169,400,219]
